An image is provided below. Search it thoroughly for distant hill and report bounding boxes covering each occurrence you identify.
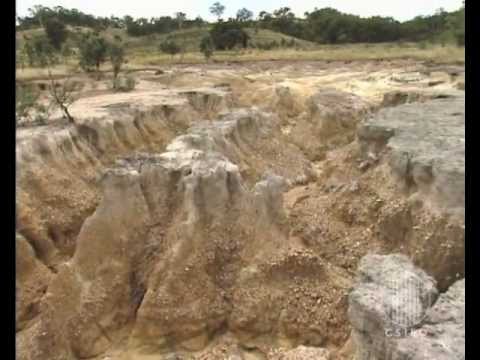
[17,4,464,47]
[16,25,316,54]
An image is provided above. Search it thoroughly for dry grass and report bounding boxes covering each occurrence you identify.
[16,43,464,82]
[129,42,464,66]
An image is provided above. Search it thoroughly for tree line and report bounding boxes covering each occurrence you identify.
[17,3,464,46]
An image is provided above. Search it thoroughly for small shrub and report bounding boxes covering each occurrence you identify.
[16,84,39,121]
[159,39,181,58]
[16,84,50,126]
[200,36,214,61]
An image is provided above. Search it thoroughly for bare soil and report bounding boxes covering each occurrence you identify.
[16,59,464,360]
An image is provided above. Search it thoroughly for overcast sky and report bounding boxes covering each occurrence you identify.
[16,0,464,22]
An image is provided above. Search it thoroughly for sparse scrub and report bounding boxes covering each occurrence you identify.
[16,84,42,125]
[16,82,52,126]
[15,4,464,75]
[23,35,57,67]
[159,39,181,58]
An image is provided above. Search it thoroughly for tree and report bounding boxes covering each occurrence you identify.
[44,18,68,50]
[210,2,225,21]
[23,36,35,66]
[268,7,302,38]
[236,8,253,22]
[28,5,51,27]
[447,6,465,46]
[175,12,186,30]
[273,7,293,18]
[200,36,214,61]
[210,21,249,50]
[109,41,125,87]
[258,11,273,29]
[78,32,108,74]
[47,69,78,124]
[23,35,57,67]
[159,39,181,58]
[194,16,205,28]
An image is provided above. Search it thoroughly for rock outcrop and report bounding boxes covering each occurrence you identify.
[357,95,465,290]
[358,95,465,218]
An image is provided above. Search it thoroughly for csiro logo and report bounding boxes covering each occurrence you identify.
[384,276,435,330]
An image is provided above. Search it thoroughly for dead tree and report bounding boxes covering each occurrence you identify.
[47,69,76,124]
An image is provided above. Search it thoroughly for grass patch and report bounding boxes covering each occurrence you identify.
[128,43,464,66]
[16,41,464,82]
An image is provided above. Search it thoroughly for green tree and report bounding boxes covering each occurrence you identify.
[200,36,214,61]
[78,32,108,73]
[109,41,125,87]
[24,35,57,67]
[447,5,465,46]
[44,17,68,50]
[236,8,253,22]
[23,36,36,66]
[210,21,249,50]
[175,12,186,30]
[210,2,225,21]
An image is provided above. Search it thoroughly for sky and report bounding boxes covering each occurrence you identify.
[16,0,464,22]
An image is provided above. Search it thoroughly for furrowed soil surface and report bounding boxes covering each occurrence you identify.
[16,60,465,360]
